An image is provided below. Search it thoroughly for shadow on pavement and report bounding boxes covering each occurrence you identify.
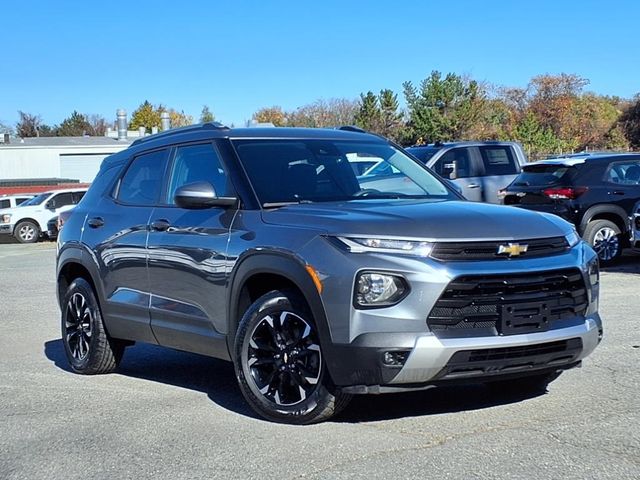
[45,338,547,423]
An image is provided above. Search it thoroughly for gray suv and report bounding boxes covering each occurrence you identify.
[56,124,602,424]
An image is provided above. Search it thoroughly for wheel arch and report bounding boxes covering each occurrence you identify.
[579,204,628,235]
[15,217,45,232]
[226,251,332,360]
[57,245,104,310]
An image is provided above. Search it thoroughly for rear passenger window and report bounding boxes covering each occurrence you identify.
[434,148,473,179]
[605,160,640,185]
[480,146,518,175]
[167,143,229,203]
[117,149,168,205]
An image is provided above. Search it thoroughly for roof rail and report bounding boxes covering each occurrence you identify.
[130,122,230,146]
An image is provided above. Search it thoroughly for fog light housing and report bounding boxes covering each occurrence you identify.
[588,258,599,286]
[355,272,408,308]
[382,351,409,367]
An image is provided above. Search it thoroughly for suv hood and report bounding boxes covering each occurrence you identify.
[261,200,572,241]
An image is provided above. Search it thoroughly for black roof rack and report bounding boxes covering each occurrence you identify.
[131,122,230,147]
[337,125,367,134]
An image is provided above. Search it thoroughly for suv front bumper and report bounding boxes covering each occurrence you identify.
[334,315,601,392]
[0,224,14,235]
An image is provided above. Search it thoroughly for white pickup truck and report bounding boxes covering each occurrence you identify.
[0,188,87,243]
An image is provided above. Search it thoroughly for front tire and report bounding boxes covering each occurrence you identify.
[584,219,622,264]
[14,220,40,243]
[233,290,351,424]
[61,278,124,374]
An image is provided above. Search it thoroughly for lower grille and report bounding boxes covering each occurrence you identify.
[430,236,568,261]
[427,268,588,338]
[436,338,583,380]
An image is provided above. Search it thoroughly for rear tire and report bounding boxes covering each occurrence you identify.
[584,219,623,264]
[14,220,40,244]
[233,289,351,424]
[61,278,124,374]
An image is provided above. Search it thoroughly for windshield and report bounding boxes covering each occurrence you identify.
[20,193,50,206]
[514,165,575,186]
[233,139,455,206]
[406,146,442,164]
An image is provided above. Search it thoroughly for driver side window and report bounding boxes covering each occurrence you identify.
[49,193,74,209]
[434,148,473,179]
[167,143,229,204]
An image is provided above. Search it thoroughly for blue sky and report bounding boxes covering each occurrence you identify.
[1,0,639,129]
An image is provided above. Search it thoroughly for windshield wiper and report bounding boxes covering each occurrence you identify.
[262,199,314,208]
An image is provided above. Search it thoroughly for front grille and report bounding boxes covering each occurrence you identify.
[435,338,583,380]
[430,236,569,261]
[427,268,588,337]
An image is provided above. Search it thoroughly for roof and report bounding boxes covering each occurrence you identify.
[408,141,520,149]
[528,153,640,167]
[0,136,134,147]
[130,124,384,148]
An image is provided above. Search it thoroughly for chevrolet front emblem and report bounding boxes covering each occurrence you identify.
[497,243,528,257]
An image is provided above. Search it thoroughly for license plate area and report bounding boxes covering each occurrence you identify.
[500,302,550,335]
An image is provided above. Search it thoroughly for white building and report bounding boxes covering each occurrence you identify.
[0,136,133,183]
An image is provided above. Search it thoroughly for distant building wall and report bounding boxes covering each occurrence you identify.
[0,144,128,182]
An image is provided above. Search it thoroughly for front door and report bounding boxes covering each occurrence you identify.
[430,147,483,201]
[147,142,236,357]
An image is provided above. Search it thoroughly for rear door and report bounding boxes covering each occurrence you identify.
[80,148,170,344]
[429,147,483,201]
[478,145,521,203]
[146,141,235,357]
[602,158,640,214]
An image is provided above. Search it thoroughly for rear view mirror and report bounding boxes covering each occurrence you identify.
[174,181,237,209]
[444,161,458,180]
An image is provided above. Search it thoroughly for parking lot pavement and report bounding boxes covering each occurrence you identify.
[0,243,638,480]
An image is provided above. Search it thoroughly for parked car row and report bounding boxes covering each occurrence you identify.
[0,188,86,243]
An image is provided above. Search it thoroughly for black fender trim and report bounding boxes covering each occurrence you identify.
[579,204,629,234]
[226,250,350,383]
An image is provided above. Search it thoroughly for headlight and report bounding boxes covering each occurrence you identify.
[565,230,581,248]
[336,237,433,257]
[355,272,408,308]
[1,214,11,224]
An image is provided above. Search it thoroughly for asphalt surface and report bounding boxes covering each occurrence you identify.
[0,242,638,480]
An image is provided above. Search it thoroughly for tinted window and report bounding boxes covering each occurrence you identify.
[51,193,74,208]
[72,191,85,204]
[434,148,473,179]
[167,143,229,203]
[21,193,49,206]
[406,146,441,164]
[118,150,168,205]
[480,146,518,175]
[16,197,30,205]
[515,165,575,186]
[0,199,9,209]
[605,160,640,185]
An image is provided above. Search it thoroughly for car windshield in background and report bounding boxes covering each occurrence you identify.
[233,139,455,206]
[513,165,575,186]
[406,146,442,164]
[20,193,49,206]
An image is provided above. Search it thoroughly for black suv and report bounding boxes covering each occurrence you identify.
[56,124,601,423]
[501,153,640,263]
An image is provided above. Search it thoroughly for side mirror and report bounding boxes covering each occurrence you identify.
[46,200,56,210]
[174,181,237,209]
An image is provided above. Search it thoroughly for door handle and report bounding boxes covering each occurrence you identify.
[611,191,625,196]
[466,184,481,189]
[87,217,104,228]
[150,219,171,232]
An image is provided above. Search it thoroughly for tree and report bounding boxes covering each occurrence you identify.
[620,95,640,149]
[354,91,381,132]
[57,111,92,136]
[200,105,215,123]
[129,100,162,132]
[16,111,43,137]
[167,109,193,128]
[87,114,108,136]
[287,98,358,127]
[378,89,404,141]
[253,106,286,126]
[403,71,486,144]
[512,112,562,158]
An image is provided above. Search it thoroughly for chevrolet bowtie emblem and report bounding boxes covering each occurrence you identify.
[497,243,528,257]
